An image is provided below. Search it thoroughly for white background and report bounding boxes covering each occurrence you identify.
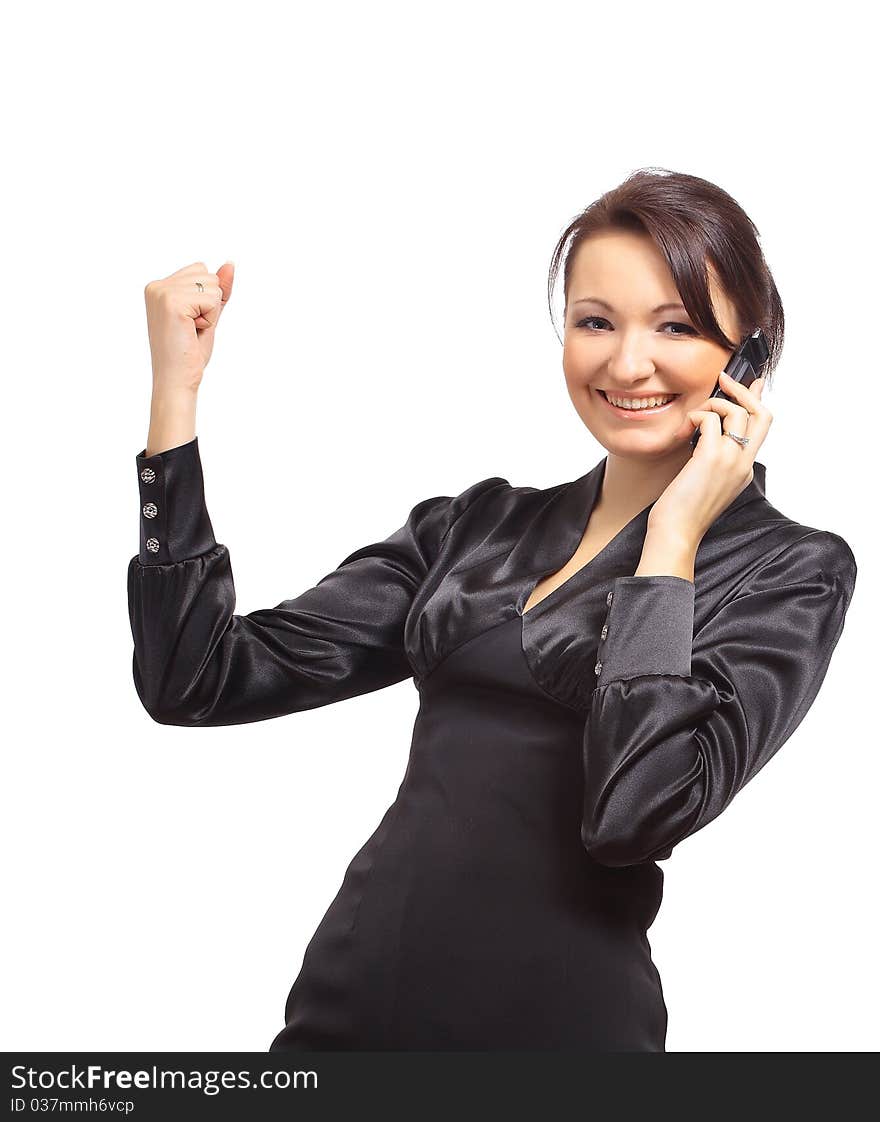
[3,0,875,1052]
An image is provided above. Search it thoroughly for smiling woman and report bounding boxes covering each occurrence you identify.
[547,167,785,380]
[128,168,855,1053]
[558,228,762,461]
[528,170,782,592]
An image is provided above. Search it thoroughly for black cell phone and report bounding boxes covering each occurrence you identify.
[690,327,770,449]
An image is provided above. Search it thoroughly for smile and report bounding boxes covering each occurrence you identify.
[596,389,680,417]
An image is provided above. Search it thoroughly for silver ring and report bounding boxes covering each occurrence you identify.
[724,431,751,447]
[195,281,204,292]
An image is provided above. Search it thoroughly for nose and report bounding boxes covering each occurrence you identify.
[603,335,659,382]
[604,359,657,387]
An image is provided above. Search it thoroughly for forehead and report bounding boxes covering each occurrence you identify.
[569,229,682,293]
[568,229,737,325]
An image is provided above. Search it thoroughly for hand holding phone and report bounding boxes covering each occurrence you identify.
[690,327,770,449]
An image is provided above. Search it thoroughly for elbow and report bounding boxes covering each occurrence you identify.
[580,814,656,868]
[581,760,708,867]
[133,675,205,728]
[148,705,196,727]
[138,695,200,727]
[132,654,214,727]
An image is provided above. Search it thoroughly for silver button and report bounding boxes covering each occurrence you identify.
[146,537,160,553]
[140,467,156,484]
[594,660,603,675]
[142,502,158,519]
[606,590,613,606]
[600,623,608,640]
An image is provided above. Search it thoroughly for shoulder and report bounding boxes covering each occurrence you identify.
[718,485,856,588]
[414,472,567,561]
[776,527,856,586]
[435,471,561,520]
[446,474,514,516]
[755,489,856,581]
[747,518,857,605]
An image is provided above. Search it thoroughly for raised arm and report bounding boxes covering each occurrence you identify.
[579,531,858,867]
[128,435,505,726]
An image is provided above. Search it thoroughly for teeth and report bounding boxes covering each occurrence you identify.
[605,392,676,410]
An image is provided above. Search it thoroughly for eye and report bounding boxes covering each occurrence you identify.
[574,316,698,337]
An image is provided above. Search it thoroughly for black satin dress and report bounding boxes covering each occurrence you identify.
[127,437,857,1051]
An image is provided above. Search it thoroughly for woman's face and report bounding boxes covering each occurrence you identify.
[562,229,742,458]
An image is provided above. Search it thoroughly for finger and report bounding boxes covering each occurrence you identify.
[687,406,752,452]
[686,408,724,446]
[173,261,210,277]
[700,397,752,432]
[689,402,771,461]
[687,408,758,470]
[719,373,773,443]
[719,370,767,412]
[193,301,222,329]
[178,273,224,329]
[216,261,235,314]
[190,284,224,330]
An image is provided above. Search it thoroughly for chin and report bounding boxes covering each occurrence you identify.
[579,412,684,456]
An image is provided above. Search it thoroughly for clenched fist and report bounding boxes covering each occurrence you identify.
[144,261,235,394]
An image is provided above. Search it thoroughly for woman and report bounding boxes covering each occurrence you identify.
[128,169,857,1051]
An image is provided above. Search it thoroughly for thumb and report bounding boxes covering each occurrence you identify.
[217,261,235,313]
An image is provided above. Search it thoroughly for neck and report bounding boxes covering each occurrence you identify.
[596,448,693,521]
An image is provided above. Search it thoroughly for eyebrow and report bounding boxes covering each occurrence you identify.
[572,297,687,314]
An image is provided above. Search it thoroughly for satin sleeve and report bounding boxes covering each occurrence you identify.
[127,436,505,727]
[580,531,858,867]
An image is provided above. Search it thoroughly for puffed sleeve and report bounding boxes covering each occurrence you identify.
[580,531,858,867]
[128,436,506,727]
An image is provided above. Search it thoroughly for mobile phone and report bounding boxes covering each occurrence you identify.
[690,327,770,449]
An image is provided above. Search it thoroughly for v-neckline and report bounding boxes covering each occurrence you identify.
[517,457,652,620]
[515,455,768,621]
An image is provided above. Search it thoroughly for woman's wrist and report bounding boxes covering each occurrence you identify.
[146,387,198,458]
[635,525,699,582]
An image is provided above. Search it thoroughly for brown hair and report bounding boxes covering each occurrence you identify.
[547,167,785,384]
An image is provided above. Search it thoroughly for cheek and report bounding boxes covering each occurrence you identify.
[688,375,720,402]
[672,358,719,401]
[561,342,592,385]
[683,350,727,397]
[561,353,576,391]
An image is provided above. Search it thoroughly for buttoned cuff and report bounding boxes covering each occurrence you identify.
[593,575,695,685]
[135,436,218,566]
